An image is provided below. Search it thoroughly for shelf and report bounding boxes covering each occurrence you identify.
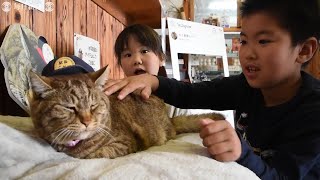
[92,0,161,28]
[224,27,241,32]
[227,53,239,58]
[155,27,241,36]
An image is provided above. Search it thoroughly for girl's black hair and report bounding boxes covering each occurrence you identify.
[114,24,165,65]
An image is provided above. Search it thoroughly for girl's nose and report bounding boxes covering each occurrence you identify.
[132,54,143,65]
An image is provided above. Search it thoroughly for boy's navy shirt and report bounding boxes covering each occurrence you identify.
[155,71,320,180]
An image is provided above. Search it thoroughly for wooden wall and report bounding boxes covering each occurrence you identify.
[0,0,125,116]
[305,48,320,79]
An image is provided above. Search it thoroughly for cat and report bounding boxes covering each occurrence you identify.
[27,66,225,159]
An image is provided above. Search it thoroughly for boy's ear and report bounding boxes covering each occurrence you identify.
[296,37,318,64]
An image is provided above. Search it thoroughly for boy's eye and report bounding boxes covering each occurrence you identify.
[240,40,247,45]
[259,40,271,44]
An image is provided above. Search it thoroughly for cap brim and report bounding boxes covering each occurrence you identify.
[43,65,90,76]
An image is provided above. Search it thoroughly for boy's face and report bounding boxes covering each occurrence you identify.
[239,12,302,90]
[120,36,162,77]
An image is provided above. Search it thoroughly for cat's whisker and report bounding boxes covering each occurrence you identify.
[97,127,116,141]
[99,124,113,133]
[48,128,66,139]
[51,128,68,147]
[60,129,73,144]
[53,130,69,148]
[68,124,81,130]
[99,127,114,140]
[52,130,70,148]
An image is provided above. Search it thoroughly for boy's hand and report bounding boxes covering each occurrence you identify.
[199,119,242,162]
[104,74,159,100]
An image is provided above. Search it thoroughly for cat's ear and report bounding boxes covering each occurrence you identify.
[28,71,54,98]
[87,66,110,90]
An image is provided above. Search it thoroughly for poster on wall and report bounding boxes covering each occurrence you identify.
[167,17,229,80]
[166,17,234,127]
[15,0,45,12]
[74,33,100,71]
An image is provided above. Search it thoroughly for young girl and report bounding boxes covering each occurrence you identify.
[106,0,320,179]
[113,24,188,117]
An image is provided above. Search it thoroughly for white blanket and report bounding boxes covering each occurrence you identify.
[0,115,259,180]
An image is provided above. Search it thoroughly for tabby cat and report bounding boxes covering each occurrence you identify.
[28,67,224,159]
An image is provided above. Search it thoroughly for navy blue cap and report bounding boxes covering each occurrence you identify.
[42,55,95,77]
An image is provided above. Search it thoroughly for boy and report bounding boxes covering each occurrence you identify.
[105,0,320,179]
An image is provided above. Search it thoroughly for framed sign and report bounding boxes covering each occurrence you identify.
[74,33,100,71]
[166,17,234,127]
[167,17,229,80]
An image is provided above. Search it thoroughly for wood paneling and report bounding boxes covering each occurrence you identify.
[97,7,125,79]
[0,0,13,34]
[86,0,98,40]
[56,0,74,56]
[74,0,87,35]
[32,0,57,54]
[305,48,320,79]
[97,7,111,75]
[113,19,125,79]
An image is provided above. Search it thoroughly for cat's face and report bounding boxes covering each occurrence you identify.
[28,67,111,148]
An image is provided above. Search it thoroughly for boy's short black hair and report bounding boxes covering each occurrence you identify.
[240,0,320,46]
[114,24,165,65]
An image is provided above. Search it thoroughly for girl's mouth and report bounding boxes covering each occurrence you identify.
[134,69,146,75]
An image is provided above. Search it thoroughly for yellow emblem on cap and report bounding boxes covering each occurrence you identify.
[53,57,75,70]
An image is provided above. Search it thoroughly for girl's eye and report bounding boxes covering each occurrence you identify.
[141,49,149,54]
[259,40,271,44]
[123,53,131,58]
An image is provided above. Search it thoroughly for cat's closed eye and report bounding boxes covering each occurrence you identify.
[58,103,77,112]
[91,104,98,111]
[66,106,77,112]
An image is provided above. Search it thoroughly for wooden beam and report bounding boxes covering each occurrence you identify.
[92,0,128,26]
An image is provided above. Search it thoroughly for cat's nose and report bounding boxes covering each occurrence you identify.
[79,112,91,127]
[81,119,91,127]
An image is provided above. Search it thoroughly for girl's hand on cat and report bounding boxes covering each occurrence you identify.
[104,74,159,100]
[104,79,122,92]
[199,118,241,162]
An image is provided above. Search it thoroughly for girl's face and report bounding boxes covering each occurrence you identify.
[120,36,162,77]
[239,12,302,91]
